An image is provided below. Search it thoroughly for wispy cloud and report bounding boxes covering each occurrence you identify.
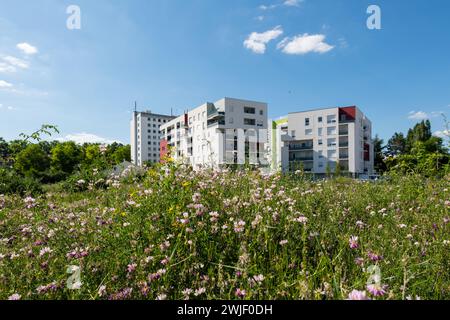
[0,80,13,88]
[0,62,16,73]
[56,133,123,145]
[259,0,304,10]
[407,111,444,120]
[244,26,284,54]
[259,4,278,10]
[2,56,29,69]
[277,33,334,55]
[434,130,449,139]
[283,0,303,7]
[17,42,38,55]
[0,104,15,111]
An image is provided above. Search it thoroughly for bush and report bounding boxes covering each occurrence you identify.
[0,168,42,196]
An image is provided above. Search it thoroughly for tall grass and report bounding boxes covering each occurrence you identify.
[0,164,448,300]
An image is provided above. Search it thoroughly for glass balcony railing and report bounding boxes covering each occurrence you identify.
[289,145,313,151]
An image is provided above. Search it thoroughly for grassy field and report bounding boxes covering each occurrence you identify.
[0,164,449,300]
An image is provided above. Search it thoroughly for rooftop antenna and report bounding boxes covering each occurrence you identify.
[134,101,137,112]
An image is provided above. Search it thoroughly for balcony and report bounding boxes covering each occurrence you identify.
[289,145,313,151]
[207,110,225,119]
[290,157,314,161]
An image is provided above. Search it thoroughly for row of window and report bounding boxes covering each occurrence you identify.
[304,115,337,126]
[291,126,338,137]
[244,106,264,116]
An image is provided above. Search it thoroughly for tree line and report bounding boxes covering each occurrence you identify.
[373,120,449,176]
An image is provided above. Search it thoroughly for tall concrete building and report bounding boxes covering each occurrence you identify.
[270,106,374,176]
[130,111,176,166]
[160,97,269,168]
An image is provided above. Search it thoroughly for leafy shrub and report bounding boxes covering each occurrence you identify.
[0,168,42,196]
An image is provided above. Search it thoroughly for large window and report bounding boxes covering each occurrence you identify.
[244,118,256,125]
[244,107,256,114]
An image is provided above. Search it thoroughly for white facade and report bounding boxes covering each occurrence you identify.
[160,97,269,168]
[270,106,374,175]
[130,111,176,166]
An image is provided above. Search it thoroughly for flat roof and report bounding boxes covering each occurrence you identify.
[288,106,358,115]
[135,111,177,118]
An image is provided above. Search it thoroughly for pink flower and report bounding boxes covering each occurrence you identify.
[367,284,388,297]
[367,251,383,262]
[234,220,246,233]
[354,257,364,266]
[235,288,246,298]
[8,293,21,300]
[349,236,359,249]
[127,263,137,273]
[347,290,369,300]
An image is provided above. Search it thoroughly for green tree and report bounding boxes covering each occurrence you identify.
[82,144,101,165]
[112,145,131,164]
[373,135,386,173]
[51,141,82,174]
[14,144,50,178]
[405,120,432,152]
[0,138,8,164]
[386,132,406,156]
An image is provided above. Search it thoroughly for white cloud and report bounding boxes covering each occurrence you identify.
[434,130,449,138]
[259,4,277,10]
[256,15,265,21]
[0,104,15,111]
[284,0,303,7]
[17,42,38,55]
[2,56,29,69]
[277,33,334,55]
[244,26,284,54]
[407,111,429,120]
[260,1,303,10]
[0,62,16,73]
[57,133,123,145]
[0,80,13,88]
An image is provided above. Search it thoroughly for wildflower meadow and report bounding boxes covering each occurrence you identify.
[0,163,449,300]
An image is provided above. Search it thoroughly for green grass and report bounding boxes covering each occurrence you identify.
[0,164,449,300]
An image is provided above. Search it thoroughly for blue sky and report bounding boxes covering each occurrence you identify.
[0,0,449,144]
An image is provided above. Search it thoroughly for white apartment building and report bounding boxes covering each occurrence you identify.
[160,97,269,168]
[270,106,374,176]
[130,111,176,166]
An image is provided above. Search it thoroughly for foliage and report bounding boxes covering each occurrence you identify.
[0,165,448,300]
[14,144,51,179]
[0,168,42,196]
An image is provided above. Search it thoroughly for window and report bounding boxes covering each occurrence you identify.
[244,107,256,114]
[291,130,296,138]
[305,118,310,126]
[327,115,337,124]
[318,128,323,136]
[305,129,313,135]
[327,127,337,135]
[244,118,256,125]
[328,150,337,159]
[318,117,323,123]
[327,138,337,147]
[318,150,324,159]
[318,139,323,146]
[260,110,264,116]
